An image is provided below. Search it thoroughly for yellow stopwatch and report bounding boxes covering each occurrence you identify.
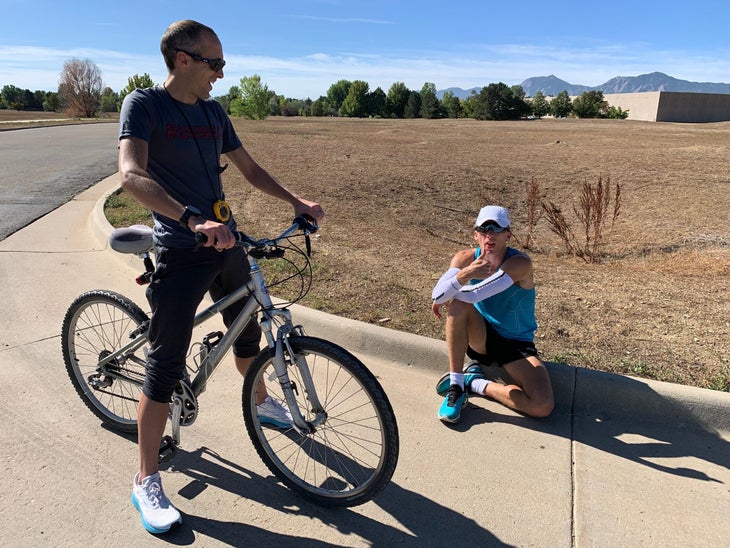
[213,200,231,222]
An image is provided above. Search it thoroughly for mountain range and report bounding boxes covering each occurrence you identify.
[437,72,730,99]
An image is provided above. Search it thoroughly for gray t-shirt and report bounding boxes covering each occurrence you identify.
[119,86,242,247]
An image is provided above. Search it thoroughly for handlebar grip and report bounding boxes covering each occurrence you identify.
[294,215,319,234]
[194,232,208,250]
[194,231,251,248]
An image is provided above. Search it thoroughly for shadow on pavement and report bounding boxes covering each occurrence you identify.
[164,446,515,547]
[466,363,728,482]
[571,373,728,481]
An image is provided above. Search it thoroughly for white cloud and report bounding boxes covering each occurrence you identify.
[3,42,730,98]
[0,45,164,91]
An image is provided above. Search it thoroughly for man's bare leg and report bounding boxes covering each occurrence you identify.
[481,356,554,417]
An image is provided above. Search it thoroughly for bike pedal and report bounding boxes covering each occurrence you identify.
[158,435,178,464]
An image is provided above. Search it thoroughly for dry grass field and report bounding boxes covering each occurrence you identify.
[0,110,116,129]
[222,117,729,391]
[6,110,726,390]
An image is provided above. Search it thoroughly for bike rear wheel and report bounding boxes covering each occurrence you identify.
[61,290,148,433]
[243,336,399,507]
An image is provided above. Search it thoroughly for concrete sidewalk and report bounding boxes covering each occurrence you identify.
[1,174,728,547]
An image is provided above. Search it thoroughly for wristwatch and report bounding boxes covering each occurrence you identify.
[179,205,201,229]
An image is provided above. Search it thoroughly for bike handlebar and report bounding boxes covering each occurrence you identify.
[194,215,319,258]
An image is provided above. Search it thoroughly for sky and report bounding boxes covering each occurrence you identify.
[1,0,729,99]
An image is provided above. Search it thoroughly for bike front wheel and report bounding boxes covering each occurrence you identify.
[243,336,399,507]
[61,290,149,433]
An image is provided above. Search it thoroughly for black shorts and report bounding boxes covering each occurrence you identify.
[466,316,539,367]
[143,245,261,402]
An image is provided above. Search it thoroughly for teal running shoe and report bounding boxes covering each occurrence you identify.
[438,384,467,423]
[436,362,485,396]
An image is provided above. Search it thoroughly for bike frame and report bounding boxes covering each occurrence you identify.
[97,225,323,449]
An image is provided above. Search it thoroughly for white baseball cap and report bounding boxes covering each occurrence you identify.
[475,205,511,228]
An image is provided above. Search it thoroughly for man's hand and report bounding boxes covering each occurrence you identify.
[432,301,449,320]
[192,219,235,250]
[294,198,325,222]
[458,251,494,284]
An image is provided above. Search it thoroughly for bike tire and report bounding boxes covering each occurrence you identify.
[242,336,399,507]
[61,290,149,433]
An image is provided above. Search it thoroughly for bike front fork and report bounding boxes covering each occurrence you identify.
[261,312,327,434]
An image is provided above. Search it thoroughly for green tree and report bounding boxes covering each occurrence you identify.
[120,73,154,102]
[279,97,307,116]
[471,86,492,120]
[25,89,46,110]
[530,91,550,118]
[1,84,25,109]
[404,91,421,118]
[367,87,387,117]
[326,79,352,115]
[385,81,410,118]
[420,82,440,119]
[511,85,527,102]
[268,94,281,116]
[58,58,103,117]
[473,82,529,120]
[441,91,462,118]
[99,86,119,113]
[216,86,241,114]
[573,90,607,118]
[605,105,629,119]
[310,96,326,116]
[43,91,59,112]
[461,89,481,118]
[340,80,369,117]
[32,90,47,110]
[22,89,38,110]
[230,74,273,119]
[298,97,313,116]
[550,90,572,118]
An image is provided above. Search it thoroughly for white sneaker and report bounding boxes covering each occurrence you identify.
[131,472,182,534]
[257,395,293,428]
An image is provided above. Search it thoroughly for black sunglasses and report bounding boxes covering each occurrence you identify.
[476,223,508,234]
[175,48,226,72]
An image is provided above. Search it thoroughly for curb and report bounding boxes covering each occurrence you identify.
[289,303,730,433]
[89,176,118,248]
[92,179,730,435]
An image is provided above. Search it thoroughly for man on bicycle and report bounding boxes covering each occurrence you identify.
[118,19,324,534]
[431,205,553,424]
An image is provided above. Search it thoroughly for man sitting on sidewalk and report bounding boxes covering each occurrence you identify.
[431,205,554,424]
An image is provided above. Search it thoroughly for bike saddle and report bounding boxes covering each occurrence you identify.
[109,225,154,254]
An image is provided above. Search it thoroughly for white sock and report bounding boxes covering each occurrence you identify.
[470,378,491,395]
[450,372,465,389]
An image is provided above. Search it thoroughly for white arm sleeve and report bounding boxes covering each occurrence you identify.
[431,268,462,304]
[432,267,514,304]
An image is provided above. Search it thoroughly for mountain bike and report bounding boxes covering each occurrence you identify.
[61,216,399,507]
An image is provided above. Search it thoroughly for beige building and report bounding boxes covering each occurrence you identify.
[603,91,730,123]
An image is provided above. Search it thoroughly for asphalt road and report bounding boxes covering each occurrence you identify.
[0,123,118,240]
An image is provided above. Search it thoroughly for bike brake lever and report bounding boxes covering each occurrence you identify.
[293,215,317,257]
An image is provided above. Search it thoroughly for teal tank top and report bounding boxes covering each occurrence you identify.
[471,247,537,342]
